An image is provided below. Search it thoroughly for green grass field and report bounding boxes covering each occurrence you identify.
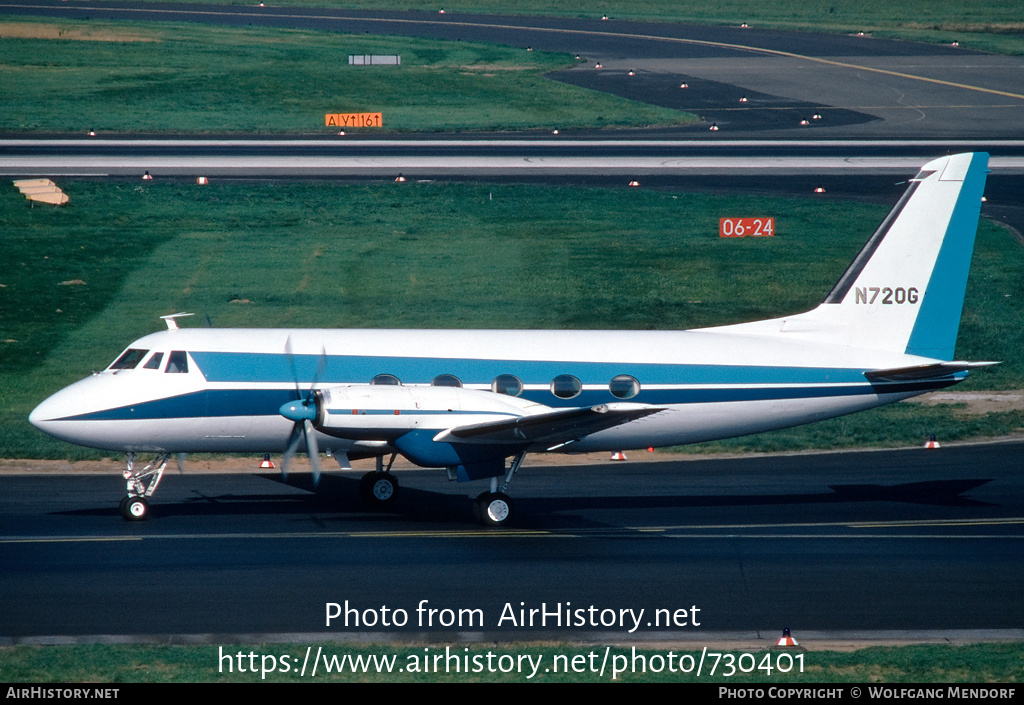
[0,17,692,133]
[1,641,1021,682]
[3,181,1022,459]
[86,0,1024,55]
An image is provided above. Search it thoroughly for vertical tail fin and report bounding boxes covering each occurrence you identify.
[742,153,989,360]
[822,152,988,359]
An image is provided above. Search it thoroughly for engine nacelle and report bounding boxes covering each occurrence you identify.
[311,384,548,441]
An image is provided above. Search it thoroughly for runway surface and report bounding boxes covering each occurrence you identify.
[4,139,1024,180]
[4,139,1022,234]
[2,442,1022,642]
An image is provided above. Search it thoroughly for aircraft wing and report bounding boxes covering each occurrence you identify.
[434,404,663,449]
[864,361,999,383]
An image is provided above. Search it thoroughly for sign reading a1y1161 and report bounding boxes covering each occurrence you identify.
[719,217,775,237]
[325,112,383,127]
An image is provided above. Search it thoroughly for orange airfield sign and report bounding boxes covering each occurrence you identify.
[326,112,383,128]
[719,217,775,237]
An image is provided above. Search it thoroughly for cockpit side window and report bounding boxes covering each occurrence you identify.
[143,352,164,370]
[109,349,149,370]
[165,351,189,374]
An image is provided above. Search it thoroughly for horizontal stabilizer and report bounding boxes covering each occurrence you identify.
[864,361,999,383]
[436,405,663,446]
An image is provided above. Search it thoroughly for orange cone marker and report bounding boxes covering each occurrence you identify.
[776,628,798,647]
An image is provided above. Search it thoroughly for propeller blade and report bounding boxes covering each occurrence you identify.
[281,337,326,487]
[281,421,304,481]
[310,345,327,392]
[304,419,322,487]
[175,453,187,476]
[286,337,326,398]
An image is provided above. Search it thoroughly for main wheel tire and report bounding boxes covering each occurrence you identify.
[120,496,149,521]
[475,492,514,527]
[359,472,399,506]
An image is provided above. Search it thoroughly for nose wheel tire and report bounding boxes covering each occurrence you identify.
[120,496,149,521]
[475,492,514,526]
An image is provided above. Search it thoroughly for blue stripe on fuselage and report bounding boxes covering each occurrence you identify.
[55,378,960,422]
[189,351,869,387]
[60,389,295,422]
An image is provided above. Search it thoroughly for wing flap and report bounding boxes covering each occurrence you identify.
[434,404,663,447]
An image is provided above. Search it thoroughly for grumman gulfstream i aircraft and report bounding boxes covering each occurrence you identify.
[30,153,994,525]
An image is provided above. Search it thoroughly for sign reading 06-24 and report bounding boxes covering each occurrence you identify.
[719,217,775,237]
[325,113,383,128]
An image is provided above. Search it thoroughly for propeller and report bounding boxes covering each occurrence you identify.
[278,336,327,486]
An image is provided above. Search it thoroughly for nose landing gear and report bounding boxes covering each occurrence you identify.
[119,452,168,521]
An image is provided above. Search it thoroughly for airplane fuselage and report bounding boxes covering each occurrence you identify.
[30,325,956,459]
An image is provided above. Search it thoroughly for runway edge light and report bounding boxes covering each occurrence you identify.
[925,434,941,449]
[260,454,275,469]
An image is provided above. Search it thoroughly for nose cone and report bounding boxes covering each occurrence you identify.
[29,392,62,433]
[29,388,77,442]
[279,399,316,422]
[28,375,122,447]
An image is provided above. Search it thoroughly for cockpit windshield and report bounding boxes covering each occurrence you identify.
[165,351,189,374]
[109,348,149,370]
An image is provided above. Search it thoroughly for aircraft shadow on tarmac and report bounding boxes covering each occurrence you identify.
[54,473,995,527]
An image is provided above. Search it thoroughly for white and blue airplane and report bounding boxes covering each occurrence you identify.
[30,153,994,525]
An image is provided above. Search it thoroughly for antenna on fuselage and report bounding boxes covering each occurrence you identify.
[160,312,195,330]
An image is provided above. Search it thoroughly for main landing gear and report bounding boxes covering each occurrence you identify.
[357,451,527,527]
[119,452,168,521]
[473,451,526,527]
[359,453,400,506]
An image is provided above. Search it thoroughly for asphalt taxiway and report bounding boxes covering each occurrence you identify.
[2,442,1022,642]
